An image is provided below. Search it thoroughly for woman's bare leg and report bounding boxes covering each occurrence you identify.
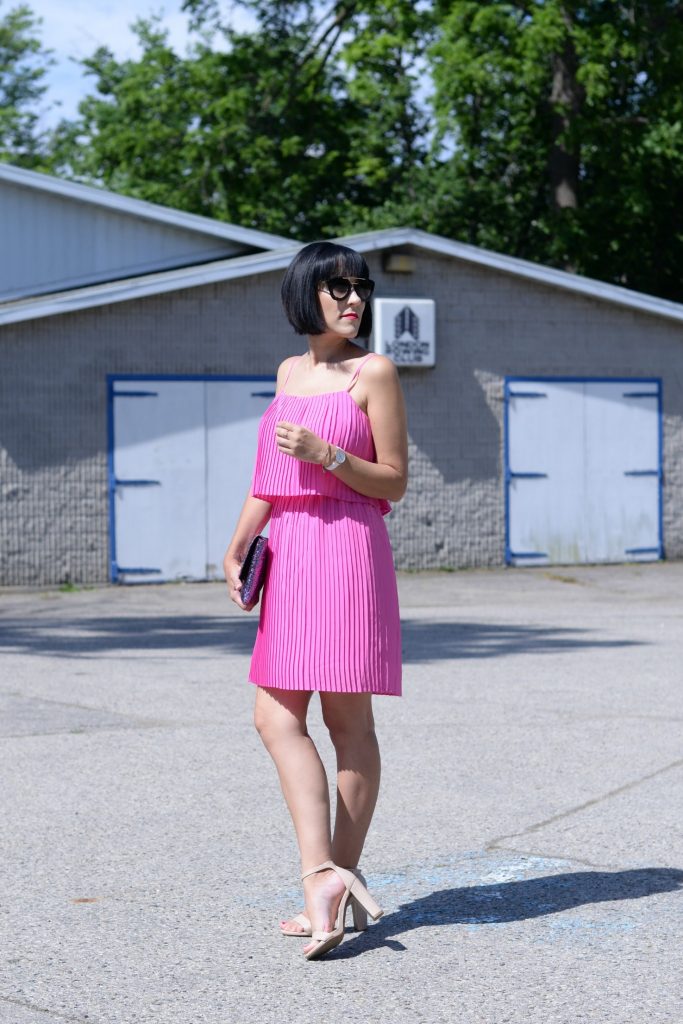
[295,693,380,955]
[254,686,329,862]
[254,686,346,948]
[321,693,381,868]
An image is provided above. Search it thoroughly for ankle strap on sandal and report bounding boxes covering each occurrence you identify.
[301,859,336,881]
[301,860,363,882]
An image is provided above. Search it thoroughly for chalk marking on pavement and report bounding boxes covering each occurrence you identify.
[491,843,613,870]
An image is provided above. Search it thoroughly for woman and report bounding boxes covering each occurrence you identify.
[223,241,408,961]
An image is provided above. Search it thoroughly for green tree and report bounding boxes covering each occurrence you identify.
[429,1,683,299]
[186,0,434,233]
[51,14,357,236]
[50,20,206,209]
[48,0,683,299]
[51,2,431,238]
[327,0,434,233]
[0,2,53,166]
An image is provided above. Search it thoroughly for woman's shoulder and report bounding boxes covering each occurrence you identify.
[275,354,302,392]
[361,352,399,385]
[278,354,301,374]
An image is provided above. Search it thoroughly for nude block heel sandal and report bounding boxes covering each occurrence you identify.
[301,861,383,961]
[281,867,368,937]
[350,893,369,932]
[350,868,369,931]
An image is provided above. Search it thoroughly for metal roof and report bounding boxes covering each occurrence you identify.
[2,225,683,327]
[0,162,293,251]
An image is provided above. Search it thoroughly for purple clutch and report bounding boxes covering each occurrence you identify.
[239,535,269,606]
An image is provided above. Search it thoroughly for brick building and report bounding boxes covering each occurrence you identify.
[2,165,683,585]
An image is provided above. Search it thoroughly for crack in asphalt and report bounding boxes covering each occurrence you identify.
[487,756,683,851]
[0,994,94,1023]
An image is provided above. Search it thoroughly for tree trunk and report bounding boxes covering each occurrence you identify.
[549,16,582,210]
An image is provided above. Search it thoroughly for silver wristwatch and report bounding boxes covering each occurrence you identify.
[324,447,347,472]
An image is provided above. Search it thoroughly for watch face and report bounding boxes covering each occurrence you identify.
[336,448,346,464]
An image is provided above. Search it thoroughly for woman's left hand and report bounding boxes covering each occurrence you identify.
[275,420,328,464]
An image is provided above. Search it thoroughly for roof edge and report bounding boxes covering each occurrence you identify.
[0,161,293,250]
[1,226,683,328]
[343,227,683,325]
[0,247,303,325]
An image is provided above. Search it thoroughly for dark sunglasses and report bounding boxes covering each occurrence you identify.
[320,277,375,302]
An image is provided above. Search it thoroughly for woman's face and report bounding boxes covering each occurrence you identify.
[317,277,366,338]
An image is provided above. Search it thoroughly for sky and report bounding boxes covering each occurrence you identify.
[27,0,254,128]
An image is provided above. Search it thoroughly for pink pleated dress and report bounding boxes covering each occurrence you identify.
[248,353,402,696]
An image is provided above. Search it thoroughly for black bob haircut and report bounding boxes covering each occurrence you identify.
[281,241,373,338]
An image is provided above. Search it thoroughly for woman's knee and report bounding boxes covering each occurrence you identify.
[253,700,273,744]
[321,694,376,748]
[253,687,309,748]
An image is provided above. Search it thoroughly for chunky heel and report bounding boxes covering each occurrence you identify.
[349,876,383,921]
[350,895,368,932]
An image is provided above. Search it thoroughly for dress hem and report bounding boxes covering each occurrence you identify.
[248,676,402,697]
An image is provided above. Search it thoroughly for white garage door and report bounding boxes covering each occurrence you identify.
[108,377,275,582]
[505,378,662,566]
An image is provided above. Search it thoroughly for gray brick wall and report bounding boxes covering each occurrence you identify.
[2,250,683,585]
[374,249,683,568]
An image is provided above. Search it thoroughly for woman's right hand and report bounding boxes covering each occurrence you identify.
[223,552,253,611]
[223,495,271,611]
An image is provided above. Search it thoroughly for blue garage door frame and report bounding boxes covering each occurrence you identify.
[504,376,663,566]
[107,376,278,585]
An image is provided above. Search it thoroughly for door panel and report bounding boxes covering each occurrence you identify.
[205,381,274,579]
[507,379,661,566]
[113,381,206,582]
[583,383,659,561]
[111,377,274,583]
[508,382,585,564]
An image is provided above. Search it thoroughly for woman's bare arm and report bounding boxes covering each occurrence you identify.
[275,355,408,502]
[223,492,272,609]
[223,357,298,608]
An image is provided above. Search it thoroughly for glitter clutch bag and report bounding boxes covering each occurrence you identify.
[239,535,268,605]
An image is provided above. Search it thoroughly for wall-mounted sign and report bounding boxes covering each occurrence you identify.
[372,298,435,367]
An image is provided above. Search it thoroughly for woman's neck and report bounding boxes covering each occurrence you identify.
[306,336,357,366]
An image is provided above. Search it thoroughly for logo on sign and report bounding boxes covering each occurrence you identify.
[385,305,431,364]
[374,297,435,366]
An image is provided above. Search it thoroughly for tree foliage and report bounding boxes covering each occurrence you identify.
[0,1,52,166]
[5,1,683,299]
[50,2,431,239]
[52,16,349,236]
[430,1,683,299]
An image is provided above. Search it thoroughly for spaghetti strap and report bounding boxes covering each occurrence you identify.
[281,355,302,392]
[346,352,377,391]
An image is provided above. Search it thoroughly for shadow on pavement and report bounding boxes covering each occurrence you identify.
[0,616,643,660]
[0,615,260,658]
[331,867,683,958]
[400,620,643,660]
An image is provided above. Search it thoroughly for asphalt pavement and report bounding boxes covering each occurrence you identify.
[1,563,681,1024]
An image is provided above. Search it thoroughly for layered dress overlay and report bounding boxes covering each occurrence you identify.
[248,354,402,696]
